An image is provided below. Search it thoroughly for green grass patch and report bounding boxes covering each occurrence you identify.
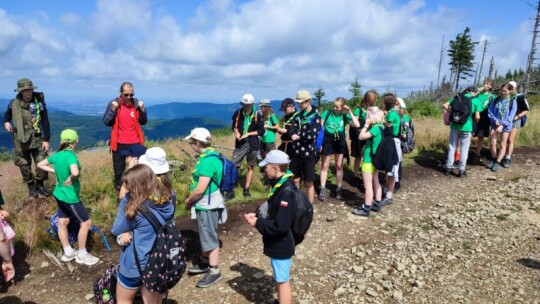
[392,226,409,237]
[462,241,472,250]
[418,218,436,231]
[510,176,525,182]
[495,214,510,221]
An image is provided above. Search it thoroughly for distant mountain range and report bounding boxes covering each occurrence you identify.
[0,98,286,150]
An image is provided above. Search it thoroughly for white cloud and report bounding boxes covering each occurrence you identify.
[0,0,533,102]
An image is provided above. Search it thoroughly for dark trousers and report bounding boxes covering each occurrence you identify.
[112,143,133,190]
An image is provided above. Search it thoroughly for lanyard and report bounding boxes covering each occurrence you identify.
[32,97,41,133]
[267,170,294,198]
[242,110,255,135]
[284,112,298,125]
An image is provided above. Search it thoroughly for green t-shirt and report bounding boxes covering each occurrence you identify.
[48,150,81,203]
[449,93,480,132]
[353,107,367,120]
[385,109,401,136]
[322,110,352,134]
[363,124,384,163]
[476,92,494,112]
[402,114,411,124]
[190,148,223,196]
[242,109,256,135]
[262,113,279,143]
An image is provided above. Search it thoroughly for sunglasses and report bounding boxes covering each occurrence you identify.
[123,93,134,97]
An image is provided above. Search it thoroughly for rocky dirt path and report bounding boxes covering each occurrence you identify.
[1,149,540,303]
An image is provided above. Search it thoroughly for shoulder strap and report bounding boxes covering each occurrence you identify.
[324,110,330,122]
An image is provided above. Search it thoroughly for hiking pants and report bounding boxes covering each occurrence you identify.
[13,136,48,184]
[446,129,471,172]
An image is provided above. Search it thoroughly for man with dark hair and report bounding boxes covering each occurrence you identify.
[103,82,147,191]
[4,78,51,197]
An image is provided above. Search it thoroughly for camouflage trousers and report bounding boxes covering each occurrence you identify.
[13,135,48,184]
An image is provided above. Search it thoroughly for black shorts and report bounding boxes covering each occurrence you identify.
[55,197,90,222]
[289,157,317,182]
[349,127,365,157]
[321,133,347,156]
[473,110,490,138]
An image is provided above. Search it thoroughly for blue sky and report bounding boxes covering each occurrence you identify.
[0,0,536,104]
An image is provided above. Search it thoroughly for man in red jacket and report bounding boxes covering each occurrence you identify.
[103,82,147,190]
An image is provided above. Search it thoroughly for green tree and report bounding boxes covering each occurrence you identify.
[313,88,326,109]
[447,27,478,91]
[349,77,362,106]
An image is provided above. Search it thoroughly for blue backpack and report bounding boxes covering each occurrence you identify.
[308,114,324,151]
[206,153,238,195]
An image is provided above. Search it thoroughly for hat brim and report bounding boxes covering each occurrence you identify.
[240,101,254,105]
[294,98,309,103]
[258,159,269,167]
[15,86,38,92]
[138,155,170,174]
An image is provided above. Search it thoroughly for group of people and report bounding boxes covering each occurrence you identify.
[230,90,411,218]
[0,76,531,303]
[444,79,530,176]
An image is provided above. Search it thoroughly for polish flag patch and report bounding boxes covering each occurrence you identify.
[280,201,288,207]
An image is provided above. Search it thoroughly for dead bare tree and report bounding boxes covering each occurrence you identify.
[477,39,488,86]
[524,0,540,94]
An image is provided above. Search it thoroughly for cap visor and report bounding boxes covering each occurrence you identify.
[258,160,269,167]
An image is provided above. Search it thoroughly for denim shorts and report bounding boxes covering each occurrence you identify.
[271,257,292,283]
[118,272,142,290]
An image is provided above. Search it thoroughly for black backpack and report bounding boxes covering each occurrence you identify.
[399,118,415,154]
[284,188,313,245]
[133,205,186,293]
[371,125,399,172]
[450,93,472,125]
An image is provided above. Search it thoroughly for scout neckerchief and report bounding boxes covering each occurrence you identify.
[497,96,511,119]
[267,170,294,198]
[324,110,345,137]
[299,109,316,125]
[190,147,217,192]
[284,111,298,126]
[242,109,255,135]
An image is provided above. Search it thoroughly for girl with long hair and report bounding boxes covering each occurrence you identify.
[350,90,378,178]
[487,83,517,172]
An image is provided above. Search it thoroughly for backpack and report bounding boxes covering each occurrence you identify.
[450,93,472,125]
[93,264,119,304]
[46,212,112,251]
[284,188,313,245]
[371,125,399,172]
[308,114,324,151]
[205,153,239,195]
[133,205,187,293]
[399,118,415,154]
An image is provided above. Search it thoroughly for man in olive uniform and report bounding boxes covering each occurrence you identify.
[3,78,51,198]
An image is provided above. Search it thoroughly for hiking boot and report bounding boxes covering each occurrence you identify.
[36,180,50,197]
[196,269,222,288]
[394,182,401,192]
[28,182,38,198]
[60,251,77,262]
[188,262,210,275]
[459,171,467,178]
[352,205,371,217]
[243,188,251,197]
[491,162,501,172]
[443,168,451,176]
[501,158,510,168]
[335,187,342,200]
[318,188,327,201]
[75,252,100,266]
[223,191,235,201]
[486,160,495,169]
[380,197,394,206]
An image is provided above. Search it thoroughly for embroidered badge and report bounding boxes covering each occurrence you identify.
[280,201,288,207]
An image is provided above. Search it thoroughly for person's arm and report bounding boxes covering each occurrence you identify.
[359,121,374,141]
[111,199,130,237]
[137,99,147,125]
[254,189,296,237]
[504,100,518,129]
[103,100,118,127]
[347,110,360,128]
[442,102,450,111]
[254,111,265,137]
[63,164,80,187]
[184,176,211,209]
[40,102,50,152]
[37,159,56,174]
[4,100,14,133]
[231,110,242,140]
[487,100,498,125]
[266,113,280,131]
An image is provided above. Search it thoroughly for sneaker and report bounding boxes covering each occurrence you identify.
[28,182,38,198]
[318,188,327,201]
[394,182,401,192]
[196,270,222,288]
[444,169,451,176]
[452,160,459,169]
[352,206,370,217]
[36,181,50,197]
[501,158,510,168]
[188,262,210,275]
[60,251,77,262]
[491,162,501,172]
[459,171,467,178]
[380,197,394,206]
[243,188,251,197]
[486,160,495,169]
[223,191,235,201]
[372,202,382,212]
[75,252,100,266]
[335,187,342,200]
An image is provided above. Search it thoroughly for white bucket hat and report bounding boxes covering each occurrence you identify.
[138,147,170,174]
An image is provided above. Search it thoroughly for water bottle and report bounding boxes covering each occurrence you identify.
[102,289,110,302]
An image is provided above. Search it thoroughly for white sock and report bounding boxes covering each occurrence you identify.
[386,192,393,199]
[63,246,74,256]
[78,248,87,256]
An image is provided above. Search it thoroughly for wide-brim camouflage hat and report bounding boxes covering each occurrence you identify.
[14,78,38,92]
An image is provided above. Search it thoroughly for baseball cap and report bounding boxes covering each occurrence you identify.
[240,93,255,105]
[509,81,517,89]
[397,97,407,109]
[279,98,295,111]
[138,147,169,174]
[294,90,311,103]
[260,98,271,107]
[258,150,291,167]
[184,127,212,143]
[60,129,78,144]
